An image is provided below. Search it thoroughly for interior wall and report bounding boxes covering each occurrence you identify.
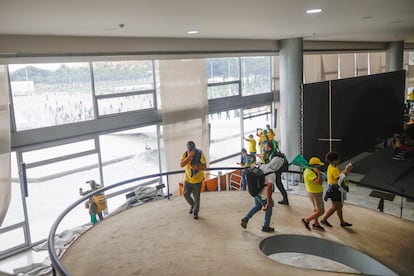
[0,65,11,226]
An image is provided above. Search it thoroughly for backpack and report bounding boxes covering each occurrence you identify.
[92,194,107,212]
[246,167,274,197]
[269,150,289,172]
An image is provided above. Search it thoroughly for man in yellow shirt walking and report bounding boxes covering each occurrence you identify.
[180,141,206,219]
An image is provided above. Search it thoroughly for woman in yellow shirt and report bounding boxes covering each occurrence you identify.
[320,151,353,228]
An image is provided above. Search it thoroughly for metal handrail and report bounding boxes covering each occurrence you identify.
[47,167,243,276]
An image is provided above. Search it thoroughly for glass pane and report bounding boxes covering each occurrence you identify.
[207,83,239,99]
[97,94,154,116]
[9,63,93,130]
[22,140,95,163]
[93,60,154,95]
[0,227,25,253]
[206,57,239,83]
[209,109,241,161]
[25,154,100,242]
[1,152,24,228]
[357,53,368,76]
[241,56,271,96]
[243,106,272,155]
[99,125,160,194]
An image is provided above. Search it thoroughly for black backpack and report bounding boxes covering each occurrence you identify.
[246,167,273,197]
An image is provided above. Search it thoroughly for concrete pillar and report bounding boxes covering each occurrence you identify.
[386,41,404,72]
[279,38,303,162]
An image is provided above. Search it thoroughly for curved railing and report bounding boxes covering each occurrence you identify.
[47,166,250,275]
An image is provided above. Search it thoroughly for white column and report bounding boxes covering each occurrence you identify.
[279,38,303,162]
[386,41,404,72]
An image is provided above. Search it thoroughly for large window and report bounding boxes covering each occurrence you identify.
[0,152,25,253]
[99,126,161,212]
[9,63,93,130]
[242,106,272,155]
[92,61,155,116]
[22,140,101,242]
[209,108,242,162]
[206,57,240,99]
[241,56,271,96]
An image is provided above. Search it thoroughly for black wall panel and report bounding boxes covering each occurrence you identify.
[303,70,405,163]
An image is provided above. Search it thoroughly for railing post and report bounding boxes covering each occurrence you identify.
[225,173,229,191]
[217,171,222,191]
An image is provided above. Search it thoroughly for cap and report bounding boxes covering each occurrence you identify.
[187,141,196,148]
[241,148,247,153]
[309,157,324,166]
[86,180,97,189]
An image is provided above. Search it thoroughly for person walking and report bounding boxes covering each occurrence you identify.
[258,141,289,205]
[241,141,287,232]
[301,157,325,231]
[321,151,353,228]
[180,141,206,219]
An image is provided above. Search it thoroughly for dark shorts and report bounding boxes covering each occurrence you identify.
[324,185,341,202]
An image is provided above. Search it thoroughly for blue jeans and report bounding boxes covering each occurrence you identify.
[244,196,274,227]
[241,170,247,191]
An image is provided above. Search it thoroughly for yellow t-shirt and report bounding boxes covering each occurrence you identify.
[258,135,266,149]
[181,150,206,184]
[327,164,340,185]
[304,168,323,193]
[247,138,256,153]
[266,129,275,141]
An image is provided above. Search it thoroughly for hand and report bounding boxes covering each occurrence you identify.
[262,203,269,211]
[344,163,353,174]
[187,149,195,158]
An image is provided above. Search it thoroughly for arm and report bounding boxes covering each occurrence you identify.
[193,161,206,171]
[79,188,92,196]
[312,167,323,184]
[342,163,353,175]
[262,183,273,211]
[260,156,283,173]
[180,150,194,168]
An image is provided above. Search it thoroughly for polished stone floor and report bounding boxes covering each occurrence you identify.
[1,169,414,275]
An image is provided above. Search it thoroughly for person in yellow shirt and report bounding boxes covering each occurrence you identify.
[256,128,267,162]
[301,157,325,231]
[243,134,257,156]
[265,124,275,141]
[320,151,353,228]
[180,141,206,219]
